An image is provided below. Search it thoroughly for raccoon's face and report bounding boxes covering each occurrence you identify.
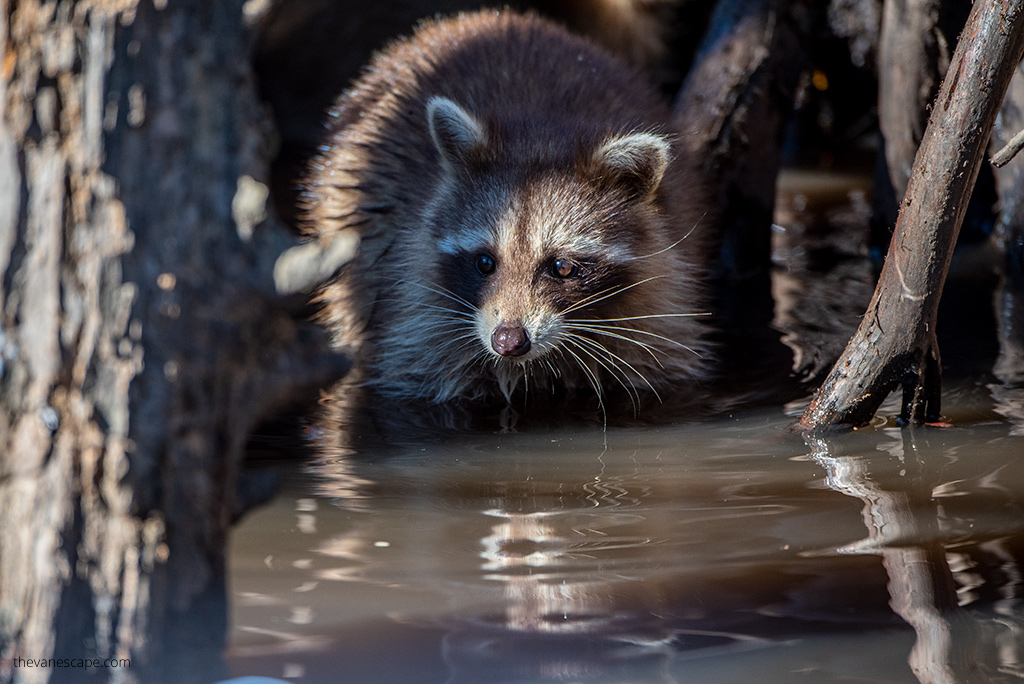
[421,96,674,394]
[430,176,648,362]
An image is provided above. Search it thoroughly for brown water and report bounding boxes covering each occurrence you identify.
[224,170,1024,683]
[226,398,1024,683]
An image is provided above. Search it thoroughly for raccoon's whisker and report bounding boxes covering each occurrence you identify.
[401,279,478,310]
[435,332,482,349]
[432,346,490,398]
[423,325,481,350]
[562,336,642,416]
[571,321,703,357]
[625,214,704,261]
[560,275,667,315]
[560,283,632,315]
[566,321,688,357]
[379,298,478,322]
[434,335,486,365]
[542,358,561,386]
[427,328,479,343]
[580,312,711,322]
[423,317,479,332]
[417,304,477,320]
[565,333,659,404]
[427,332,486,374]
[395,279,479,313]
[561,334,642,411]
[564,324,665,363]
[555,342,605,410]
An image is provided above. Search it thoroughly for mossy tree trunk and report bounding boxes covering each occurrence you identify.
[0,2,347,682]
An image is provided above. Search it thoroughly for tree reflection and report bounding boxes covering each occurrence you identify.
[806,428,1024,684]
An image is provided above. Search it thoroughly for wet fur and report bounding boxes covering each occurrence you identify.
[304,10,709,407]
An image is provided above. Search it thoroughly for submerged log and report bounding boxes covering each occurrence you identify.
[799,0,1024,431]
[0,1,349,681]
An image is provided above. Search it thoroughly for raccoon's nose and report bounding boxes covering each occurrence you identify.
[491,323,532,357]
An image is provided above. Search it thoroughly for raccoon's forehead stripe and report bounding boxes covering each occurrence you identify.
[539,228,633,263]
[526,183,635,262]
[435,213,635,262]
[437,232,490,256]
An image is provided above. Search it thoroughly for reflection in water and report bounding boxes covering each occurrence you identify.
[807,428,1024,684]
[228,402,1024,683]
[478,509,617,633]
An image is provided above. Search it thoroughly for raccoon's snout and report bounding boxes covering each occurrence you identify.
[491,322,532,357]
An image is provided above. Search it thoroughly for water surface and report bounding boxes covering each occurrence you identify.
[227,395,1024,683]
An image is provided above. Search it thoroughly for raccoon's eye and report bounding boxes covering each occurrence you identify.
[552,258,579,279]
[475,253,496,275]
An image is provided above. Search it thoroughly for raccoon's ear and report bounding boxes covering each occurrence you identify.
[427,96,486,170]
[593,132,670,200]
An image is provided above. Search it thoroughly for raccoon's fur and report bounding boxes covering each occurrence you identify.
[304,10,709,407]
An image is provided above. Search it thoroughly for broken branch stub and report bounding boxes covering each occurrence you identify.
[798,0,1024,432]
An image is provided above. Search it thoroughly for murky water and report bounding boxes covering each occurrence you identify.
[226,395,1024,683]
[224,170,1024,683]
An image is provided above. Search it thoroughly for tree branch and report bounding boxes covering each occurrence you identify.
[799,0,1024,432]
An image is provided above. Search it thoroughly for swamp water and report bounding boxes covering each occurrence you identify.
[224,171,1024,683]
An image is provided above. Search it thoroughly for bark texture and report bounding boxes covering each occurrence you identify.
[799,0,1024,431]
[0,2,348,682]
[873,0,999,246]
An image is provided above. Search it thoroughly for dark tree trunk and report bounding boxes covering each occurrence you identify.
[873,0,997,247]
[993,63,1024,267]
[799,0,1024,431]
[0,2,348,682]
[876,0,948,208]
[674,0,808,286]
[671,0,811,390]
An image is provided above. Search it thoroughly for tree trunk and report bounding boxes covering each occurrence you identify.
[674,0,808,285]
[876,0,947,208]
[992,62,1024,267]
[672,0,810,387]
[0,2,348,682]
[873,0,996,247]
[799,0,1024,431]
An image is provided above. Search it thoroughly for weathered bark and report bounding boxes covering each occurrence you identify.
[0,2,349,682]
[799,0,1024,431]
[873,0,998,246]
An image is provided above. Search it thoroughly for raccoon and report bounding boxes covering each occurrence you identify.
[304,10,709,407]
